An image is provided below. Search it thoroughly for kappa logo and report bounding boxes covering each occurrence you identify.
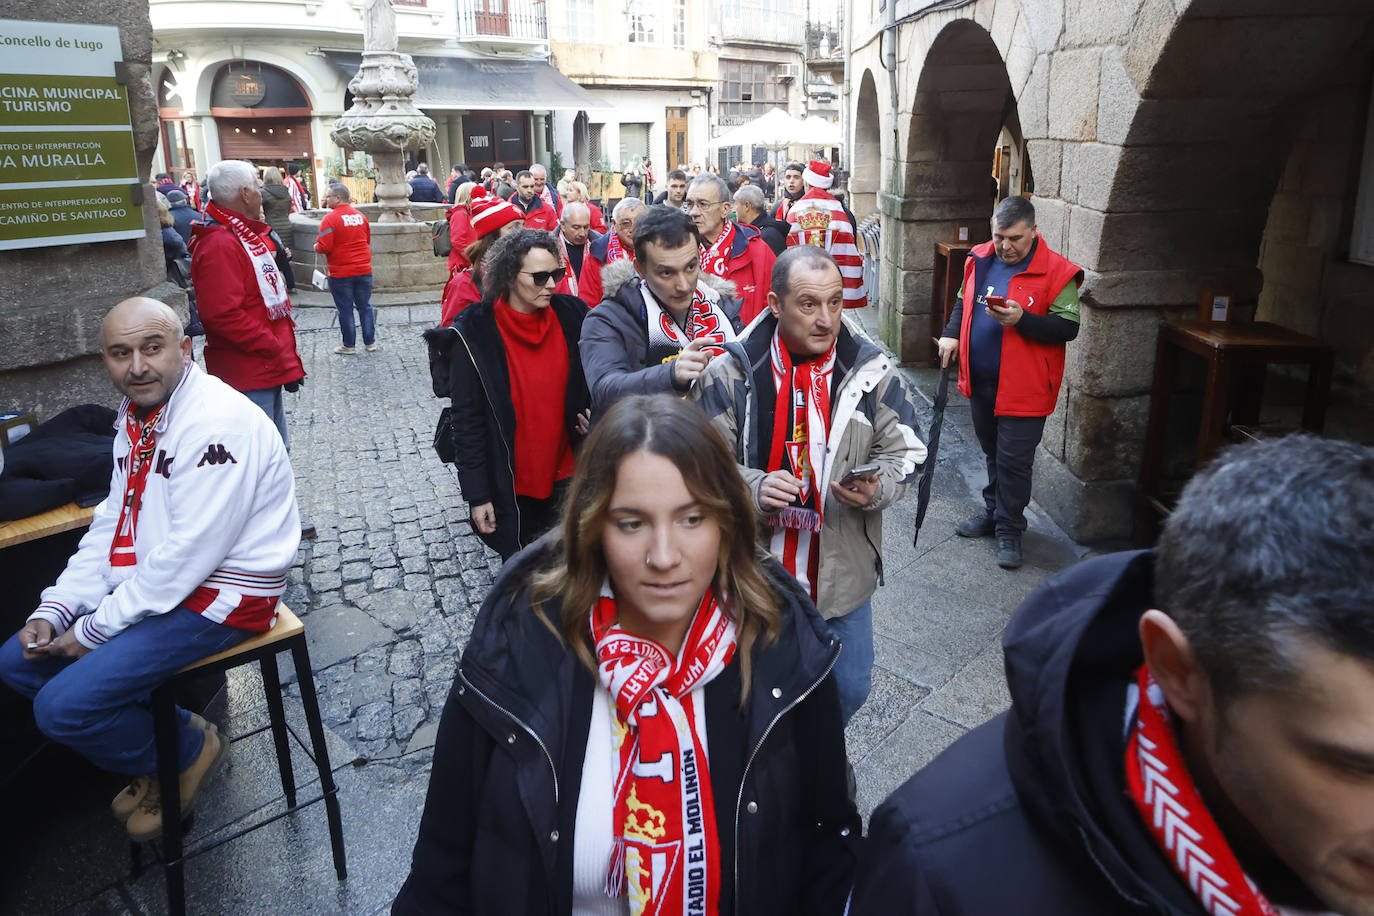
[196,443,237,467]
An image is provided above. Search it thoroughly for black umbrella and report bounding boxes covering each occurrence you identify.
[913,360,953,548]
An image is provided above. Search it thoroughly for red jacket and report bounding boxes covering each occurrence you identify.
[315,204,372,277]
[707,223,776,324]
[956,235,1083,417]
[446,205,475,272]
[440,269,482,326]
[189,219,305,392]
[510,194,558,232]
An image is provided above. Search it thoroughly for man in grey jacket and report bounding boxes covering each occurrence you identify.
[579,205,744,412]
[692,246,926,722]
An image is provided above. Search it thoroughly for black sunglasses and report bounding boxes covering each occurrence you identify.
[520,267,567,287]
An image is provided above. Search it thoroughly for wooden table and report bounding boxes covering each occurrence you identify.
[0,502,95,550]
[929,241,972,364]
[1139,320,1334,520]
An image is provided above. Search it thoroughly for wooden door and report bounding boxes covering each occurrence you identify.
[665,107,688,170]
[474,0,510,36]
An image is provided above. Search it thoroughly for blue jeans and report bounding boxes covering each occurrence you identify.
[329,273,375,348]
[243,385,288,451]
[0,608,250,775]
[827,598,874,725]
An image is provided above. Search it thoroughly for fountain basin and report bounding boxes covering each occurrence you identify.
[288,203,450,297]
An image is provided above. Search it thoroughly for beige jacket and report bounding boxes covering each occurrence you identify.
[692,313,926,618]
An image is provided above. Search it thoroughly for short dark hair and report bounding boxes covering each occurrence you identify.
[770,245,840,300]
[632,205,698,263]
[1156,435,1374,705]
[483,228,561,299]
[155,172,170,181]
[992,195,1035,230]
[286,163,302,176]
[516,170,534,182]
[784,162,805,175]
[667,169,688,183]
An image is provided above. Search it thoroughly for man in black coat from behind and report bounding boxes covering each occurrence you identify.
[852,435,1374,916]
[408,163,445,203]
[731,184,788,255]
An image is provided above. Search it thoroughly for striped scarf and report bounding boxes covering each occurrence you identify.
[1125,665,1281,916]
[593,585,736,916]
[699,220,737,279]
[109,403,166,568]
[205,202,292,320]
[765,328,836,599]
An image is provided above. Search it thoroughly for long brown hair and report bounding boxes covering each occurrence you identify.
[530,394,781,700]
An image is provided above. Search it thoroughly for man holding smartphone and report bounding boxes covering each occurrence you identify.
[694,245,926,723]
[936,196,1082,569]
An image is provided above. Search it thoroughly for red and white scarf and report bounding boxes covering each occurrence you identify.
[766,328,836,599]
[1125,665,1280,916]
[109,403,167,568]
[284,175,308,213]
[206,202,292,320]
[555,232,581,298]
[641,279,735,368]
[699,220,737,279]
[592,585,737,916]
[606,230,631,265]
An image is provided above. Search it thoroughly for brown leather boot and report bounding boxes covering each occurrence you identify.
[110,714,216,822]
[125,727,227,842]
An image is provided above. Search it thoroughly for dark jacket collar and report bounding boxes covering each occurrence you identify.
[1001,550,1202,912]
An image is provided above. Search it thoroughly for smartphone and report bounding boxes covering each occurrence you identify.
[986,295,1006,309]
[840,463,881,485]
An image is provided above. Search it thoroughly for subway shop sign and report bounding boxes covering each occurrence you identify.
[0,18,144,250]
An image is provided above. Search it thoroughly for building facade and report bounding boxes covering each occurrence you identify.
[547,0,716,184]
[712,0,807,172]
[150,0,600,204]
[848,0,1374,542]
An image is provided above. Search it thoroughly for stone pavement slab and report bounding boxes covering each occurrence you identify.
[4,301,1089,914]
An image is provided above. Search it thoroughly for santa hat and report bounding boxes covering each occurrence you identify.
[468,185,523,237]
[802,160,834,189]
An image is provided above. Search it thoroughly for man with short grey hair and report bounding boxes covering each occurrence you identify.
[554,200,596,300]
[733,184,788,255]
[686,173,775,322]
[578,196,644,307]
[191,159,305,448]
[528,163,562,217]
[935,195,1082,569]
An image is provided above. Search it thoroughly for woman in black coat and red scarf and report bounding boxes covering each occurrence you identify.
[444,228,591,560]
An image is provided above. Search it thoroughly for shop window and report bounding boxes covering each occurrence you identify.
[628,0,657,44]
[619,122,651,169]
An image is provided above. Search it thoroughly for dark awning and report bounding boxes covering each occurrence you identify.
[324,52,609,112]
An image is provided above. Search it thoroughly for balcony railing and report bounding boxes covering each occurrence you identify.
[720,3,804,47]
[456,0,547,43]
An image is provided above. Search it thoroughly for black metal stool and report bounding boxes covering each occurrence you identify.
[145,604,346,915]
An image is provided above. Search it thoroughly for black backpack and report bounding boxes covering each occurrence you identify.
[431,212,452,258]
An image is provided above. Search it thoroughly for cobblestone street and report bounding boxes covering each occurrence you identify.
[6,299,1086,915]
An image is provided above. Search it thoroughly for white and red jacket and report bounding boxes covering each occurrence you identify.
[786,188,867,309]
[28,364,300,650]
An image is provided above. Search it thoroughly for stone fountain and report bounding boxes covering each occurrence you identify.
[289,0,447,295]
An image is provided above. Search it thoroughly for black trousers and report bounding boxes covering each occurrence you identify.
[511,477,571,558]
[969,379,1047,539]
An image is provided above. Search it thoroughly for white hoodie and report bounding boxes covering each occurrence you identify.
[29,364,300,649]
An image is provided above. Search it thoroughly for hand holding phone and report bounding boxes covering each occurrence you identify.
[840,463,881,486]
[985,295,1006,309]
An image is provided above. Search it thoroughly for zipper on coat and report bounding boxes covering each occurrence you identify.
[456,329,522,539]
[733,639,841,913]
[457,666,558,805]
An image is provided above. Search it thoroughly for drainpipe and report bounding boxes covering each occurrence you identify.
[883,0,899,207]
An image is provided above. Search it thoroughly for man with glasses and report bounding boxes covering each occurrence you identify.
[686,174,776,323]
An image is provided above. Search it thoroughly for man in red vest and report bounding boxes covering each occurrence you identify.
[936,195,1082,569]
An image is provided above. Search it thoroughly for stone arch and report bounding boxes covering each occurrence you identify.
[193,54,326,112]
[1037,2,1374,541]
[850,68,882,220]
[882,18,1021,363]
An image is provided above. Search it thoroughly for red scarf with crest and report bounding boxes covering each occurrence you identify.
[206,201,291,320]
[109,404,166,568]
[699,220,737,279]
[1125,665,1281,916]
[592,587,737,916]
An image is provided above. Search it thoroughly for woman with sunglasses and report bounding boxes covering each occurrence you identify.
[445,228,590,561]
[393,393,861,915]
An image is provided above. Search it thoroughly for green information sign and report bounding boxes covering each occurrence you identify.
[0,18,144,251]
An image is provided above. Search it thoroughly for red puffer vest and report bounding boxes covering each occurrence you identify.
[956,235,1083,417]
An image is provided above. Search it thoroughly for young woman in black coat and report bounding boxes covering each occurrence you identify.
[446,229,591,560]
[394,394,861,915]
